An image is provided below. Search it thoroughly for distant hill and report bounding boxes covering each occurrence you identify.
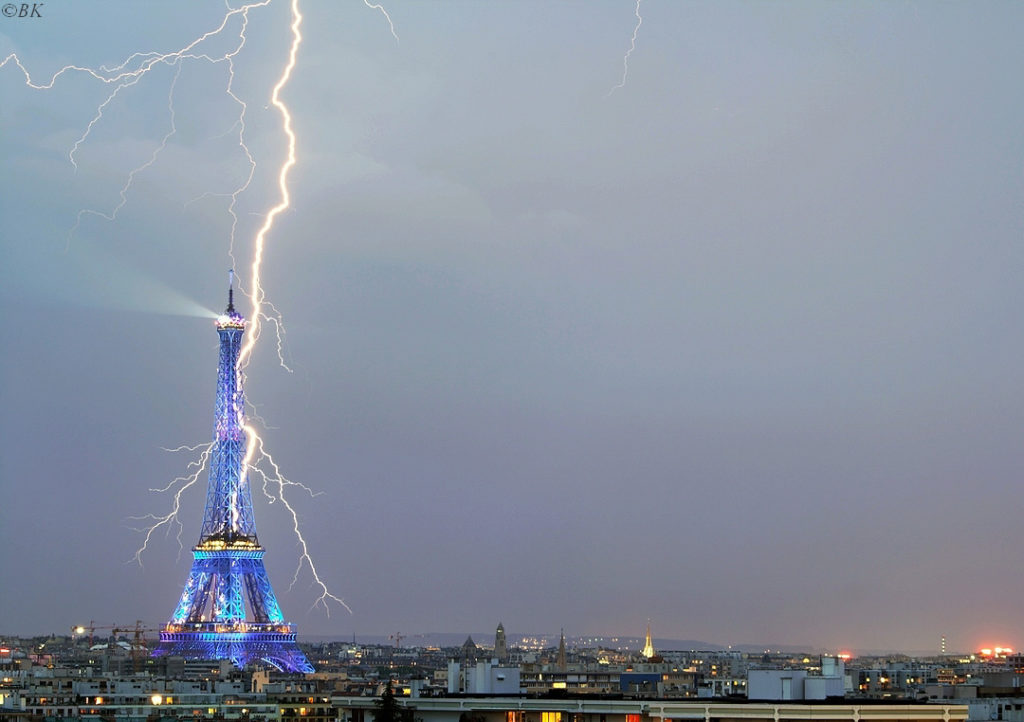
[308,632,726,651]
[306,633,941,657]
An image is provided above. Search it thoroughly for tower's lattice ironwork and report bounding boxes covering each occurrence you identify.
[152,286,313,673]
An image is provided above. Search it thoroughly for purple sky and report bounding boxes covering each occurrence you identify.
[1,1,1022,653]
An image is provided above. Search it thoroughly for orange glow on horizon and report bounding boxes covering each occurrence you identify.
[978,646,1014,658]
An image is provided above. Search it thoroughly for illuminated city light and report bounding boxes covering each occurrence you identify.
[978,646,1015,658]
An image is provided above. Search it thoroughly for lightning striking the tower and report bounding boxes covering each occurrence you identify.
[2,0,398,620]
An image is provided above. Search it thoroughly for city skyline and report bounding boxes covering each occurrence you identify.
[1,1,1023,652]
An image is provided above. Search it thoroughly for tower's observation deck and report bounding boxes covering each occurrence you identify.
[152,285,313,673]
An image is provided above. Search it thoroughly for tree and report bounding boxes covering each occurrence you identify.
[372,681,414,722]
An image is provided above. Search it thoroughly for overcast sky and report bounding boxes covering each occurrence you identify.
[2,1,1023,654]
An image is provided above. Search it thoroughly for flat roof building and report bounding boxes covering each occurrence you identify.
[333,695,969,722]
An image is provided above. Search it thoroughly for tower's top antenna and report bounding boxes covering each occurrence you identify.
[217,269,244,329]
[226,269,236,314]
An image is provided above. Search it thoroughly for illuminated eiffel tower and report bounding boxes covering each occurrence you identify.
[152,283,313,673]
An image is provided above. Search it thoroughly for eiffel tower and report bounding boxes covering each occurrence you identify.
[152,283,313,673]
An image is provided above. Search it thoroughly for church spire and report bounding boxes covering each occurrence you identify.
[494,621,508,662]
[641,619,656,659]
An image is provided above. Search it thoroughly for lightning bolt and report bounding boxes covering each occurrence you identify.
[68,61,184,245]
[236,0,299,373]
[232,0,353,615]
[69,3,268,247]
[607,0,643,97]
[3,0,401,617]
[363,0,400,43]
[243,425,351,614]
[127,442,214,565]
[1,2,272,166]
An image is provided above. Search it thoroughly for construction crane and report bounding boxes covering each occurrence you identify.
[111,621,163,673]
[389,632,404,648]
[72,621,161,671]
[71,622,120,647]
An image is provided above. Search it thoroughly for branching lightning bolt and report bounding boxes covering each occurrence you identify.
[128,442,214,565]
[68,61,184,246]
[231,0,352,615]
[3,0,402,617]
[607,0,643,97]
[244,425,351,614]
[236,0,300,374]
[69,3,268,247]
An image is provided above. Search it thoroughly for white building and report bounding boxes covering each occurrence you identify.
[447,660,521,694]
[748,658,845,701]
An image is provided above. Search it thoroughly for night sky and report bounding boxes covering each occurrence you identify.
[1,1,1023,653]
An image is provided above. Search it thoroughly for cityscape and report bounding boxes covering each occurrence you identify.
[1,3,1022,722]
[2,622,1023,722]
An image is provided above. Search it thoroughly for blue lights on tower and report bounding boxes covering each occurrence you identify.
[152,283,313,673]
